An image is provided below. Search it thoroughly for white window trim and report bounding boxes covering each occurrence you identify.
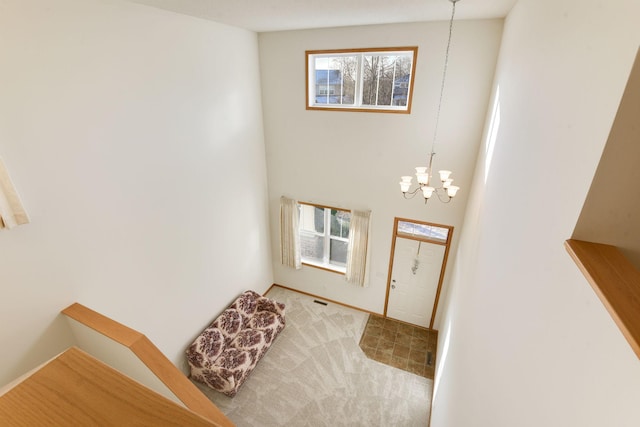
[299,204,350,274]
[306,47,418,114]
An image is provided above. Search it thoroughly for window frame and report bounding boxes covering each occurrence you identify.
[298,202,351,275]
[396,220,450,244]
[305,46,418,114]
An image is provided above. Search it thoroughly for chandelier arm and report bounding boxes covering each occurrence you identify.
[402,186,423,199]
[434,187,452,203]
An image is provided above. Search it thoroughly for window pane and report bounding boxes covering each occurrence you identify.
[397,220,449,242]
[307,48,416,113]
[364,55,389,106]
[335,56,356,105]
[392,55,413,106]
[300,232,324,262]
[298,202,353,273]
[362,54,413,107]
[330,239,348,265]
[313,56,356,106]
[330,210,350,238]
[361,55,377,106]
[300,204,324,233]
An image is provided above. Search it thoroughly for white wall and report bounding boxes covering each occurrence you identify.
[0,0,272,386]
[67,318,182,405]
[431,0,640,426]
[259,20,503,314]
[573,51,640,269]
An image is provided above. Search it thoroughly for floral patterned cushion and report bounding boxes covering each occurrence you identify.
[186,327,225,369]
[212,309,242,345]
[186,290,285,397]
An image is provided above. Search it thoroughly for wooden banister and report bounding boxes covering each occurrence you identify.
[62,303,233,427]
[565,239,640,358]
[0,347,218,426]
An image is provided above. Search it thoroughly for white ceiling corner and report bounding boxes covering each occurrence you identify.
[125,0,518,32]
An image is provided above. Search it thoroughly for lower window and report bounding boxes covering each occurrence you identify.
[299,203,351,273]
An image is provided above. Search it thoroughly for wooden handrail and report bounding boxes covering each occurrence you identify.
[0,347,218,426]
[565,239,640,359]
[62,303,234,427]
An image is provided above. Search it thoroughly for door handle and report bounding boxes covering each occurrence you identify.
[391,284,396,289]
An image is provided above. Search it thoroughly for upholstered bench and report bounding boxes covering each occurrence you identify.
[186,290,285,397]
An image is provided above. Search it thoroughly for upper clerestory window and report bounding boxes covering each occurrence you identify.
[306,47,418,114]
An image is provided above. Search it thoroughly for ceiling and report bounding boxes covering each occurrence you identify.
[125,0,518,33]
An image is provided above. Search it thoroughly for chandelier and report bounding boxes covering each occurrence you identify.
[400,0,461,203]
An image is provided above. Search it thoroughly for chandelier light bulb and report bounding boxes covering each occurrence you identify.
[447,185,460,197]
[443,178,453,189]
[400,181,412,193]
[415,167,429,185]
[421,186,435,199]
[438,170,452,181]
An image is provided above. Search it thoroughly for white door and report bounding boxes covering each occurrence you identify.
[386,237,446,328]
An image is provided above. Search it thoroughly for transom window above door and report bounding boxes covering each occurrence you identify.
[397,220,449,243]
[306,47,418,113]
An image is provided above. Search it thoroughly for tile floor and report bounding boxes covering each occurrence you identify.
[359,314,438,379]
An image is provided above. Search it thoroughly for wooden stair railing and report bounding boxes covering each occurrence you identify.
[565,239,640,359]
[61,303,233,426]
[0,347,220,426]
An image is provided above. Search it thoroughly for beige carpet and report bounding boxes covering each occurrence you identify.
[192,286,432,427]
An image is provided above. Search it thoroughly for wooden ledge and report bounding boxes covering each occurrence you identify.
[565,239,640,359]
[0,347,217,426]
[62,303,233,426]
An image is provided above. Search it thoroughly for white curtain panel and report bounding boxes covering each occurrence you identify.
[0,158,29,230]
[346,210,371,287]
[280,196,301,269]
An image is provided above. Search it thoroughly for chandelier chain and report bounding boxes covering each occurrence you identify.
[430,0,458,155]
[399,0,461,204]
